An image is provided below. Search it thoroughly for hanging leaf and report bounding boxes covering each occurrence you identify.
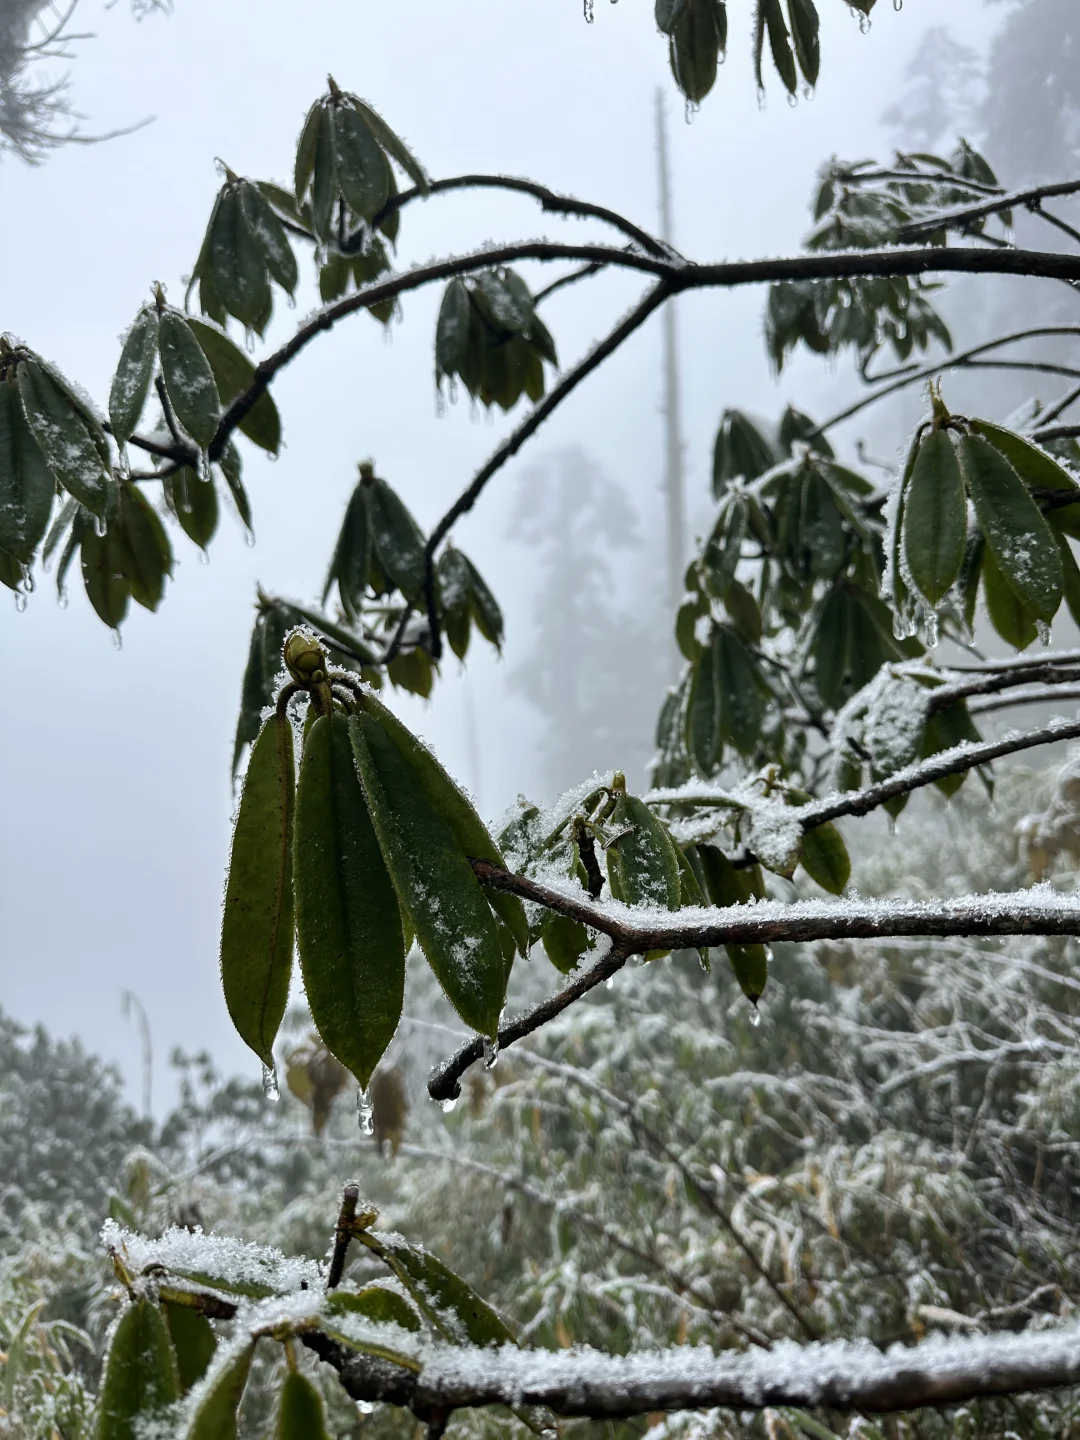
[164,1305,217,1395]
[921,697,981,798]
[981,543,1038,650]
[334,106,391,221]
[761,0,798,94]
[221,711,296,1071]
[361,690,528,955]
[109,307,159,447]
[713,409,776,496]
[959,432,1062,623]
[181,1339,255,1440]
[239,180,298,296]
[167,467,219,551]
[323,481,372,623]
[311,104,337,242]
[798,820,850,894]
[210,186,272,333]
[368,475,427,599]
[17,359,109,518]
[0,377,53,563]
[787,0,820,87]
[714,627,765,755]
[96,1298,180,1440]
[669,0,726,104]
[294,101,322,204]
[118,484,172,611]
[273,1372,332,1440]
[686,637,721,774]
[436,279,473,383]
[159,312,222,450]
[541,912,590,974]
[294,713,406,1089]
[186,318,282,455]
[233,604,292,780]
[463,552,504,647]
[349,710,508,1037]
[348,97,429,195]
[901,428,967,606]
[726,943,769,1004]
[80,526,130,629]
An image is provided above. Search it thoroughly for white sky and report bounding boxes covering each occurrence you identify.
[0,0,995,1110]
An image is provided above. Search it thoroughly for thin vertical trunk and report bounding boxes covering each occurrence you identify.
[656,88,685,616]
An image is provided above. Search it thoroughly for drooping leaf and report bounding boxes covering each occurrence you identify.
[186,318,282,455]
[323,481,372,623]
[164,1304,217,1395]
[686,637,720,774]
[349,710,508,1038]
[273,1371,331,1440]
[294,102,322,204]
[669,0,726,104]
[726,943,769,1004]
[118,484,172,611]
[0,376,53,562]
[109,307,159,447]
[17,359,109,518]
[902,428,967,606]
[714,626,764,755]
[221,711,296,1070]
[233,604,291,780]
[80,526,130,629]
[167,466,219,551]
[959,431,1062,623]
[294,713,406,1089]
[541,912,590,974]
[210,186,272,333]
[367,475,426,600]
[787,0,820,86]
[798,820,850,894]
[334,106,391,221]
[348,97,429,195]
[435,279,472,382]
[360,690,528,956]
[363,1231,515,1347]
[981,543,1038,650]
[921,696,981,799]
[96,1298,180,1440]
[181,1339,254,1440]
[159,312,222,450]
[239,180,298,295]
[761,0,798,94]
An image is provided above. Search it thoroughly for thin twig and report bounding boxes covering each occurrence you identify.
[326,1182,360,1290]
[897,177,1080,244]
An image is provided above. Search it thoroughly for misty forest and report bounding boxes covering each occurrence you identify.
[8,0,1080,1436]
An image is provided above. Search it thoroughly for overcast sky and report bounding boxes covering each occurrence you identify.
[0,0,997,1111]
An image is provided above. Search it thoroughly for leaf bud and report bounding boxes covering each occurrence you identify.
[284,629,328,685]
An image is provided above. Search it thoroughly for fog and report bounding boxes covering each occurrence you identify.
[0,0,998,1110]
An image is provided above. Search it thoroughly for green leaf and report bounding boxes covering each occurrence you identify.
[164,1304,217,1395]
[239,180,298,295]
[463,552,504,648]
[217,440,252,531]
[982,543,1038,650]
[725,943,768,1004]
[273,1372,331,1440]
[233,604,291,780]
[0,544,27,593]
[159,312,221,450]
[436,279,472,381]
[686,638,720,774]
[787,0,819,86]
[294,713,405,1089]
[1057,531,1080,629]
[0,376,53,562]
[109,307,159,446]
[323,481,371,623]
[17,360,109,518]
[348,97,429,195]
[167,466,219,551]
[325,1284,423,1333]
[311,104,337,243]
[713,408,775,496]
[920,697,981,798]
[812,587,851,710]
[349,710,508,1038]
[902,428,967,606]
[800,466,846,579]
[606,790,682,912]
[541,912,590,974]
[669,0,726,104]
[181,1340,254,1440]
[294,102,322,204]
[118,484,172,611]
[80,526,130,629]
[96,1298,180,1440]
[972,416,1080,538]
[221,712,295,1070]
[959,432,1062,623]
[698,844,756,907]
[762,0,798,93]
[368,475,426,600]
[714,627,764,755]
[360,689,528,956]
[798,821,850,894]
[364,1231,514,1347]
[210,187,272,333]
[186,318,281,455]
[655,0,690,35]
[333,106,391,221]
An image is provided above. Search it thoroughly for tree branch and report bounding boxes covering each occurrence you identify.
[897,177,1080,244]
[428,868,1080,1103]
[361,173,675,259]
[188,240,1080,465]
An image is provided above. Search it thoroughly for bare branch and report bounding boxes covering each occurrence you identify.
[360,172,675,260]
[427,867,1080,1103]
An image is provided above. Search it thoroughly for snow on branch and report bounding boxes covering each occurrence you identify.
[428,872,1080,1102]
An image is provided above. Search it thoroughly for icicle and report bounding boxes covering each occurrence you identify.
[357,1086,374,1135]
[483,1036,500,1070]
[1037,619,1052,647]
[583,0,594,20]
[924,610,939,649]
[261,1063,280,1102]
[749,1004,762,1028]
[438,1096,458,1114]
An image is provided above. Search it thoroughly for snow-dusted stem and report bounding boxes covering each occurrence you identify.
[428,864,1080,1103]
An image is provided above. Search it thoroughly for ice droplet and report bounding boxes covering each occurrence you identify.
[1037,619,1052,646]
[357,1087,374,1135]
[605,976,615,989]
[749,1004,762,1028]
[14,590,27,613]
[261,1063,280,1102]
[483,1036,500,1070]
[893,0,902,10]
[438,1095,458,1114]
[924,611,939,649]
[583,0,594,19]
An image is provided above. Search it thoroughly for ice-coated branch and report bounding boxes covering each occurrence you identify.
[897,176,1080,244]
[319,1322,1080,1419]
[428,867,1080,1102]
